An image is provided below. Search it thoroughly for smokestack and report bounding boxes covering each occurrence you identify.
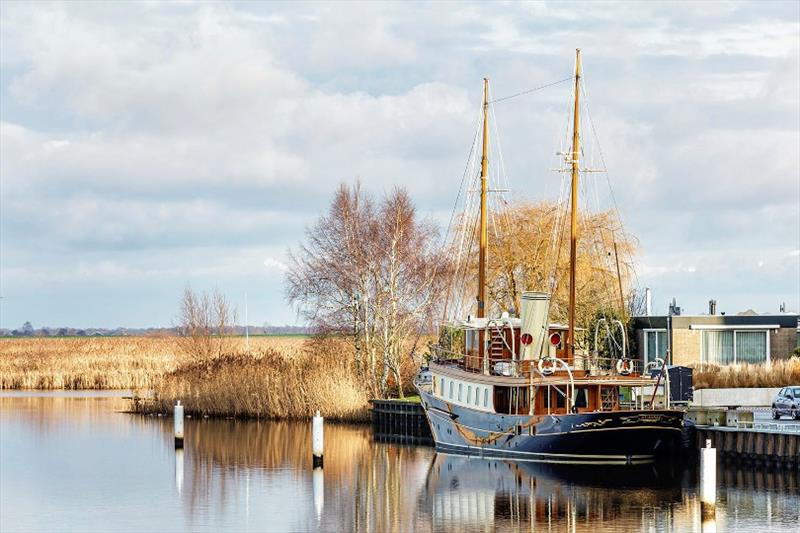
[645,288,652,316]
[709,299,717,315]
[519,291,550,360]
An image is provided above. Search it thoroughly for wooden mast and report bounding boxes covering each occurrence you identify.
[477,78,489,319]
[567,49,581,363]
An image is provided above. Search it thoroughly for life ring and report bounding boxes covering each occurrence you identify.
[616,358,634,376]
[538,357,557,376]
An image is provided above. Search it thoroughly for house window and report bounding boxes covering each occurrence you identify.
[701,330,768,364]
[644,329,667,365]
[735,331,767,363]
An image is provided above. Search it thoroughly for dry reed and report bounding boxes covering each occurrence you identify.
[691,358,800,389]
[0,336,308,390]
[134,337,370,422]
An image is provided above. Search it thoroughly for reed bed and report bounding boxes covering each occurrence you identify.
[134,338,370,422]
[691,358,800,389]
[0,336,308,390]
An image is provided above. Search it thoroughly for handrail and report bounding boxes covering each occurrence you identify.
[430,345,653,380]
[593,318,628,359]
[644,357,671,410]
[538,356,575,411]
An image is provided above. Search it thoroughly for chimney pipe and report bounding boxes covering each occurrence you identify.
[709,299,717,315]
[645,288,652,316]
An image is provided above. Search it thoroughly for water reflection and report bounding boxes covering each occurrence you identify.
[175,448,184,495]
[1,394,798,532]
[419,454,798,532]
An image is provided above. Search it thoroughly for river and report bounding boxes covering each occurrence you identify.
[1,392,798,532]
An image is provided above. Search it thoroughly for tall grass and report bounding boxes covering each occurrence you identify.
[0,336,311,390]
[691,359,800,389]
[0,337,178,389]
[134,338,370,421]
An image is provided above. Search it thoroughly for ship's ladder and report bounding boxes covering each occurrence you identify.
[488,327,506,360]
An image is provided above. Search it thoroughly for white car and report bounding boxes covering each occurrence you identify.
[771,386,800,420]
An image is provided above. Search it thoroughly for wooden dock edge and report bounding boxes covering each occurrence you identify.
[370,399,433,446]
[695,426,799,468]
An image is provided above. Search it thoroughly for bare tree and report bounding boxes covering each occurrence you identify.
[176,286,238,360]
[286,183,448,398]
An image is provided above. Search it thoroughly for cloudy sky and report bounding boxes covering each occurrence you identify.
[1,1,798,329]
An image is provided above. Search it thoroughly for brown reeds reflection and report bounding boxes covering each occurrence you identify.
[171,416,436,531]
[0,393,153,436]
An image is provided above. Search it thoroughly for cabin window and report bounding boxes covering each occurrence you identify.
[458,383,463,402]
[574,389,588,409]
[467,385,472,404]
[475,387,481,406]
[493,386,529,415]
[483,388,488,407]
[465,329,480,357]
[448,380,453,400]
[555,388,566,409]
[439,377,444,396]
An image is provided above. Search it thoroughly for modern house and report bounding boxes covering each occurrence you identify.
[632,300,799,367]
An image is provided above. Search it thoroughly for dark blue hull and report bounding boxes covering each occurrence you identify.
[418,388,684,465]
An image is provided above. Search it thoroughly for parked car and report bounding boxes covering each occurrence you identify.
[771,386,800,420]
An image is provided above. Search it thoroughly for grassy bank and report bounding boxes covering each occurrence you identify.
[691,359,800,389]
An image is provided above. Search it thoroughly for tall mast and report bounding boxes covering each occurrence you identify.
[567,49,581,363]
[477,78,489,318]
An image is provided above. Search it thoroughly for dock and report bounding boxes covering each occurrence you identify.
[370,399,433,446]
[690,408,800,467]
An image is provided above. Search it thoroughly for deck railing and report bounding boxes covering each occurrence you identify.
[430,345,647,378]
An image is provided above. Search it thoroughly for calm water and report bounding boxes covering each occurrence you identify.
[1,393,798,532]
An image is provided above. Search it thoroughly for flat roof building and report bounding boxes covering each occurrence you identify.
[631,312,799,367]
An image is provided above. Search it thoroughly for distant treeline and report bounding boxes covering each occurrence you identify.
[0,322,311,338]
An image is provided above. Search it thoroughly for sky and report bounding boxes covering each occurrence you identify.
[1,1,798,329]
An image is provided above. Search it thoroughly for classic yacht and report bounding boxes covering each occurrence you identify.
[416,50,685,465]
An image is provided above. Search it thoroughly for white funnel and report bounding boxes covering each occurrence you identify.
[520,291,550,360]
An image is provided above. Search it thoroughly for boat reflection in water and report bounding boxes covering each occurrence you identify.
[419,453,799,532]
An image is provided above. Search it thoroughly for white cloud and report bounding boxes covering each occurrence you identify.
[263,257,288,272]
[1,1,798,326]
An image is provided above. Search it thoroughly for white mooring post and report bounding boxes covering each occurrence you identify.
[174,400,184,448]
[700,438,716,519]
[312,410,324,468]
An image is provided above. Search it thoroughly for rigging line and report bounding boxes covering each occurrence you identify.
[579,79,644,300]
[444,100,483,316]
[451,170,481,319]
[489,105,515,246]
[454,202,482,320]
[489,76,575,104]
[440,99,484,251]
